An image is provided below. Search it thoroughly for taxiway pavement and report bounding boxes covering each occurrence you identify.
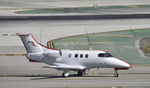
[0,19,150,87]
[0,17,150,87]
[0,0,150,87]
[0,69,150,88]
[0,0,150,16]
[1,18,150,46]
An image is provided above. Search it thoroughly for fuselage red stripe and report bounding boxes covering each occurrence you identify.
[30,33,59,51]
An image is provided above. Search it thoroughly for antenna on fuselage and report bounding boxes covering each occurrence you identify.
[40,27,43,43]
[130,26,136,36]
[85,26,91,50]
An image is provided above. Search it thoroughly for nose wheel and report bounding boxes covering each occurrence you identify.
[114,68,119,77]
[62,71,69,77]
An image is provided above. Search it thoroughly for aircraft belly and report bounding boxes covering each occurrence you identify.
[81,59,100,68]
[26,53,44,62]
[43,57,56,65]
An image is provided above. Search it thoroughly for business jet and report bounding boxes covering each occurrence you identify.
[16,33,132,77]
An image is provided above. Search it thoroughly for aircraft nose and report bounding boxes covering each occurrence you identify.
[115,58,132,68]
[121,62,131,68]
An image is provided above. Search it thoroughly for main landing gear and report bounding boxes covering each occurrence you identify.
[114,68,119,77]
[77,70,86,76]
[62,70,86,77]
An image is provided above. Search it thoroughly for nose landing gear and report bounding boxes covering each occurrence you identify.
[62,71,69,77]
[114,68,119,77]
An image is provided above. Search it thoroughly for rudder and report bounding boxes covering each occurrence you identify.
[17,33,43,53]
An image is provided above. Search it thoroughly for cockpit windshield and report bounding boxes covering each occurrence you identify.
[104,53,113,57]
[98,53,113,57]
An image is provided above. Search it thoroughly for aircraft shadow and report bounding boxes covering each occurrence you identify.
[28,74,114,80]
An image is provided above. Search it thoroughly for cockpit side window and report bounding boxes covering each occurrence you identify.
[98,53,113,57]
[104,53,113,57]
[98,53,105,57]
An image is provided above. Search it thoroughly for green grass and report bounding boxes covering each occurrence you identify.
[53,29,150,65]
[16,5,150,14]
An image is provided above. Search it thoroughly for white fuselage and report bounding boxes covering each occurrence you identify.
[17,33,132,77]
[27,49,131,70]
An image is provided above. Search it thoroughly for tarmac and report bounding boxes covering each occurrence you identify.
[0,19,150,87]
[1,73,150,88]
[0,55,150,87]
[0,0,150,87]
[0,0,150,16]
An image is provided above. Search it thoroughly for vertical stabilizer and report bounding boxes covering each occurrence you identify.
[17,33,43,53]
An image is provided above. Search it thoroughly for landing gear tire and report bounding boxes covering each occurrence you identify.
[77,70,85,76]
[62,71,69,77]
[114,69,119,77]
[114,72,119,77]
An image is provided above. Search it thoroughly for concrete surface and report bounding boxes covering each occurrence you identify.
[0,20,150,88]
[0,17,150,76]
[0,0,150,88]
[0,69,150,88]
[0,0,150,9]
[0,0,150,16]
[0,55,150,87]
[0,55,150,76]
[1,18,150,47]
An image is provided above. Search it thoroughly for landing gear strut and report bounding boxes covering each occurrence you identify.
[62,71,69,77]
[114,68,119,77]
[77,70,86,76]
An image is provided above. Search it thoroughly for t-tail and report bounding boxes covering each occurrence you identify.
[17,33,60,62]
[17,33,44,53]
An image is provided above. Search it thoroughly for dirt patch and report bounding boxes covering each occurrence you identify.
[140,38,150,57]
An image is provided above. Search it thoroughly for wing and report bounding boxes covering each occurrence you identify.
[50,63,86,70]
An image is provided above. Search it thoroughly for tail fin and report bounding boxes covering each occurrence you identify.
[17,33,44,53]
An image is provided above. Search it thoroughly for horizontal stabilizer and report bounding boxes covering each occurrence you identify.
[16,33,30,36]
[2,33,31,36]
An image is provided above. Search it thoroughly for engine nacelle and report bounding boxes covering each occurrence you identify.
[43,50,61,59]
[26,53,44,62]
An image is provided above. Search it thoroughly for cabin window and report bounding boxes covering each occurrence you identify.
[68,54,71,58]
[75,54,78,58]
[85,54,88,58]
[98,53,105,57]
[59,50,62,56]
[80,54,83,58]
